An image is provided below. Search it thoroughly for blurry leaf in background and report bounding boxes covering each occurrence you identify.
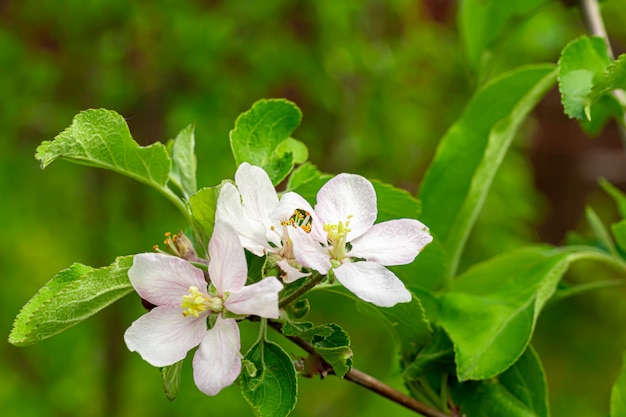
[611,352,626,417]
[459,0,548,75]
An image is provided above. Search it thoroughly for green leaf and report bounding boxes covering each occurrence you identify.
[230,99,303,185]
[453,346,550,417]
[585,206,617,255]
[558,36,612,120]
[418,65,557,278]
[600,177,626,219]
[282,321,353,378]
[9,256,134,346]
[169,123,197,199]
[36,109,172,190]
[276,138,308,165]
[240,339,297,417]
[189,183,225,250]
[611,351,626,417]
[402,327,454,381]
[589,53,626,106]
[459,0,547,73]
[579,94,624,135]
[612,220,626,253]
[439,246,610,381]
[286,162,330,193]
[161,360,183,402]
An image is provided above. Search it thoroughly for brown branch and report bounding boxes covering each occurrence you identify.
[268,320,451,417]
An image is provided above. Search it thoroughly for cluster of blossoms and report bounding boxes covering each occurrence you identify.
[124,163,432,396]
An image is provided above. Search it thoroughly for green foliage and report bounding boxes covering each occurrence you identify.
[230,99,304,186]
[611,352,626,417]
[161,361,184,402]
[9,256,133,346]
[590,54,626,106]
[282,321,353,378]
[240,338,298,417]
[168,124,198,199]
[419,65,557,279]
[558,36,613,120]
[452,346,549,417]
[439,246,614,381]
[189,183,225,250]
[459,0,548,74]
[36,109,172,190]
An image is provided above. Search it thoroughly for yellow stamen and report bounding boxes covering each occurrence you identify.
[180,286,223,318]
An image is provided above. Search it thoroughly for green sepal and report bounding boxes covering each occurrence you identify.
[161,360,183,402]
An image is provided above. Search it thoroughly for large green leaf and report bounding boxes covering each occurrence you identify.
[36,109,172,189]
[230,99,304,185]
[459,0,547,73]
[611,352,626,417]
[453,346,550,417]
[240,338,297,417]
[9,255,134,346]
[418,65,557,278]
[439,246,613,381]
[558,36,612,120]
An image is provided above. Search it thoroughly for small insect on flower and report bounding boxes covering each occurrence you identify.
[282,208,313,233]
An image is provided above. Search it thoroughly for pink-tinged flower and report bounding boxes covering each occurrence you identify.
[124,221,283,396]
[279,174,433,308]
[216,162,310,283]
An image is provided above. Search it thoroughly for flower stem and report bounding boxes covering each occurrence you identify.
[269,320,451,417]
[278,272,325,309]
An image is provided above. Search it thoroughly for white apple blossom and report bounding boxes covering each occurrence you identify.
[216,162,310,283]
[124,221,283,396]
[278,173,433,308]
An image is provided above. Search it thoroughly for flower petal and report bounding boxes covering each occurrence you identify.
[124,306,207,367]
[349,219,433,265]
[277,258,311,284]
[192,315,241,396]
[226,277,283,318]
[333,261,412,307]
[315,174,377,241]
[216,182,268,256]
[290,228,332,274]
[236,163,280,222]
[129,253,207,306]
[209,222,248,294]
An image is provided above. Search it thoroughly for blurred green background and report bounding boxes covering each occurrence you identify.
[3,1,626,416]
